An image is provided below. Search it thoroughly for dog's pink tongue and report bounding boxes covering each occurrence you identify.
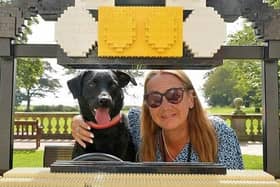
[95,108,111,124]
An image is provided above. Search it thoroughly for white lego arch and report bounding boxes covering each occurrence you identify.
[166,0,227,57]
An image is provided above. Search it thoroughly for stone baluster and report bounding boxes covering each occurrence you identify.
[46,117,52,135]
[55,117,60,134]
[63,117,68,134]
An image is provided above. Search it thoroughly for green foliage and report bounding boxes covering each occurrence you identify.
[16,60,62,111]
[0,0,11,5]
[16,58,44,109]
[227,25,262,109]
[228,25,262,46]
[15,17,39,44]
[203,24,262,108]
[203,62,245,106]
[267,0,280,8]
[14,16,61,111]
[16,58,44,90]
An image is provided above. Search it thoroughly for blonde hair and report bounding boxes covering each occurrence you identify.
[139,70,217,162]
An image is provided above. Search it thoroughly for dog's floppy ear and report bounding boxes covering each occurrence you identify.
[113,70,137,87]
[67,71,89,98]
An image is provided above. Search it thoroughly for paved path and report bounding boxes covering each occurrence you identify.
[239,141,263,156]
[13,139,75,150]
[13,139,263,156]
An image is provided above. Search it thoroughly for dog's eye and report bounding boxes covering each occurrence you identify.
[110,81,118,89]
[89,82,95,87]
[89,79,98,87]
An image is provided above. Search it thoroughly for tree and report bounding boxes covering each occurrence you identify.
[0,0,11,5]
[15,17,62,111]
[203,62,245,106]
[267,0,280,8]
[203,24,263,108]
[16,59,61,111]
[228,25,263,109]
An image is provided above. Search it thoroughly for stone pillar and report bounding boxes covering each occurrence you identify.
[231,98,247,141]
[0,56,15,175]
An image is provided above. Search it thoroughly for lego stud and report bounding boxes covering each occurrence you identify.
[145,10,180,53]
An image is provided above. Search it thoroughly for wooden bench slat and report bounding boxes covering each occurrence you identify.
[14,120,42,149]
[43,145,74,167]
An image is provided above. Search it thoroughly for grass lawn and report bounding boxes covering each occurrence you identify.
[13,150,263,169]
[13,150,43,167]
[242,155,263,169]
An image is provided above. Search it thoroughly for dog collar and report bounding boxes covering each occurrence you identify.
[87,114,122,129]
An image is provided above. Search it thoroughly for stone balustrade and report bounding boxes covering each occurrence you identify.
[15,112,78,139]
[14,112,272,141]
[215,114,263,141]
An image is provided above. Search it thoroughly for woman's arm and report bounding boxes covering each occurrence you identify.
[127,107,141,151]
[210,116,244,169]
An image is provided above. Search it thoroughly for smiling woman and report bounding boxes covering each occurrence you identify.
[126,70,243,169]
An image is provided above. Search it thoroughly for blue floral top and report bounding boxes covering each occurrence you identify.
[127,107,244,169]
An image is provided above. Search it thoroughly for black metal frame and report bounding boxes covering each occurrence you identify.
[0,0,279,177]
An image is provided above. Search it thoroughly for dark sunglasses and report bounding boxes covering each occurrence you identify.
[144,87,186,108]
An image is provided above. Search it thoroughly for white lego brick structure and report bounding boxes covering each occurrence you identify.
[183,7,227,57]
[55,0,226,57]
[55,1,98,57]
[166,0,206,9]
[79,0,115,8]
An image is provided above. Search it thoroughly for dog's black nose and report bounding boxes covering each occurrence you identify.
[99,98,110,106]
[98,91,112,106]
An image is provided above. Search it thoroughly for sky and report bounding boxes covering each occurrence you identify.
[28,15,244,107]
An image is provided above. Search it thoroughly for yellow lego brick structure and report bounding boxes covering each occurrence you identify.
[98,7,183,57]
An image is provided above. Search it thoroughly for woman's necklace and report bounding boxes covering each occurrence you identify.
[161,129,192,162]
[161,129,176,161]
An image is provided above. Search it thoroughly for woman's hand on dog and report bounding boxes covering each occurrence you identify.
[71,115,94,148]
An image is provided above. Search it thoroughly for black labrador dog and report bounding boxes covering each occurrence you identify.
[67,70,137,161]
